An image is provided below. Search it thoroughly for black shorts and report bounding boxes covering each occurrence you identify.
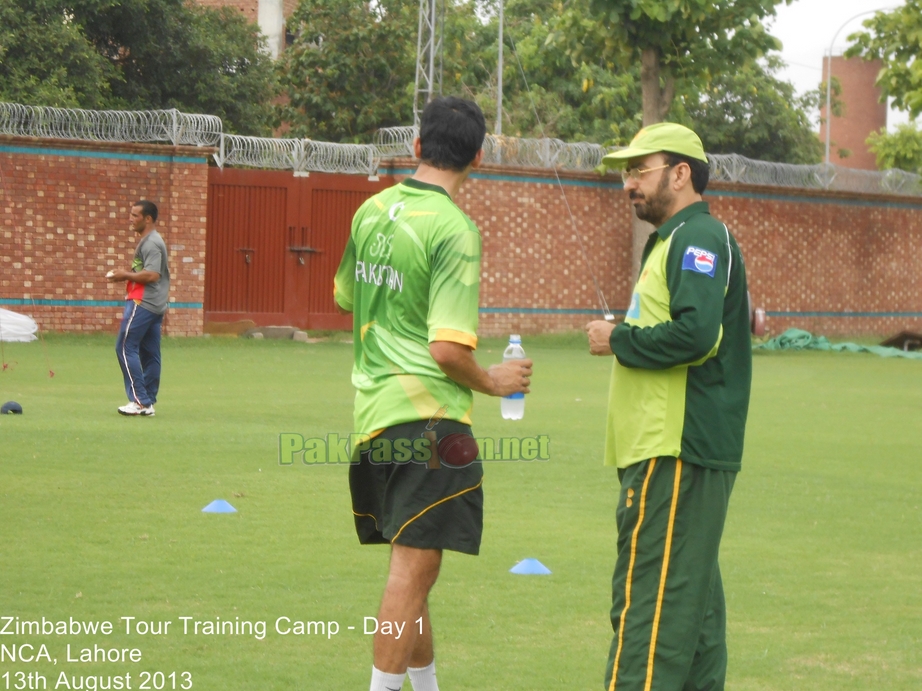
[349,419,484,555]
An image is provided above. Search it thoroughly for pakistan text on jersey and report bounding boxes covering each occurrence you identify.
[355,261,404,292]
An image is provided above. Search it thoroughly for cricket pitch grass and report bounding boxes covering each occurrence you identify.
[0,333,920,690]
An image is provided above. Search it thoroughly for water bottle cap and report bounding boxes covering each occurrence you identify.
[509,334,521,343]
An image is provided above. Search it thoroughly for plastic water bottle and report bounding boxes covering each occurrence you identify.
[501,334,526,420]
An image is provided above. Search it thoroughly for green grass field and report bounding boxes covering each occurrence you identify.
[0,333,920,690]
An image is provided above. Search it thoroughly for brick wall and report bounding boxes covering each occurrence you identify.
[0,136,210,336]
[1,144,918,341]
[382,160,922,339]
[195,0,259,21]
[707,184,922,338]
[458,167,630,336]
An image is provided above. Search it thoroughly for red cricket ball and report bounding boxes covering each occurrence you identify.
[437,433,479,468]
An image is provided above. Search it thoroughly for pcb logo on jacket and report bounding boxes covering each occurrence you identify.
[682,246,717,278]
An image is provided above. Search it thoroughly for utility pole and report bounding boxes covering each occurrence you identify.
[414,0,444,126]
[496,0,503,135]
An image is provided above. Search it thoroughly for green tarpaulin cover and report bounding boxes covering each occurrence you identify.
[754,328,922,360]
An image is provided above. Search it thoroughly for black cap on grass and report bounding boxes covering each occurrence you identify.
[1,401,23,414]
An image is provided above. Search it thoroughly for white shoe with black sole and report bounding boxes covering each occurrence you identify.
[118,402,155,416]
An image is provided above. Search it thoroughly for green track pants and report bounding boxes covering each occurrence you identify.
[605,457,736,691]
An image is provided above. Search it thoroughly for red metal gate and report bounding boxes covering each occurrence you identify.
[206,168,393,330]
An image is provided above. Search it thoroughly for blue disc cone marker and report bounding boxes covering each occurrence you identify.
[202,499,237,513]
[509,558,551,575]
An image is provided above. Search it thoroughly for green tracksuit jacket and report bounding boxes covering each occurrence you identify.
[605,201,752,472]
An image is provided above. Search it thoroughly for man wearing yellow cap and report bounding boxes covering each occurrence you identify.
[586,123,752,691]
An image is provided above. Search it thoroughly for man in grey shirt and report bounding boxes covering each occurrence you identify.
[107,199,171,416]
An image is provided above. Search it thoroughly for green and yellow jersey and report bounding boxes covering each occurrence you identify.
[334,179,481,437]
[606,201,752,471]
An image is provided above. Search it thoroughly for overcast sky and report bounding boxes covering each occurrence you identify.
[768,0,909,130]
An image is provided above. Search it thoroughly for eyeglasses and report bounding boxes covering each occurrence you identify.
[623,163,673,181]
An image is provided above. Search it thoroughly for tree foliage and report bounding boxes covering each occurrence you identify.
[0,0,822,161]
[0,1,113,108]
[276,0,641,143]
[276,0,821,163]
[675,57,823,164]
[458,0,818,158]
[0,0,278,135]
[846,0,922,119]
[77,0,278,134]
[278,0,417,141]
[551,0,790,125]
[867,123,922,173]
[463,0,641,142]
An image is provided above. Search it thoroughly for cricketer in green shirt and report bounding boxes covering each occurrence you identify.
[333,178,482,438]
[592,122,753,691]
[605,200,752,471]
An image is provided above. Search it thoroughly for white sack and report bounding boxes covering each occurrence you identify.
[0,308,38,342]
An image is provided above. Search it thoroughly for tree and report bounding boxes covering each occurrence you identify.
[276,0,639,143]
[458,0,642,142]
[846,0,922,119]
[675,57,823,164]
[548,0,794,276]
[0,0,278,135]
[278,0,417,142]
[552,0,789,126]
[73,0,278,134]
[866,123,922,173]
[274,0,821,156]
[0,1,113,108]
[455,0,819,159]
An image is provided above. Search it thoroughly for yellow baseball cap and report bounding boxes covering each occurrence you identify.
[602,123,707,168]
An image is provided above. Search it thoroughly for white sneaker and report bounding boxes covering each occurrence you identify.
[118,402,155,416]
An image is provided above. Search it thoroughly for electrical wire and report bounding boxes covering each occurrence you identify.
[504,33,615,321]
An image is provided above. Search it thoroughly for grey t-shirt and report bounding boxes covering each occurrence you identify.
[130,230,171,315]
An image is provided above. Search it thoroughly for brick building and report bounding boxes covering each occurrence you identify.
[819,53,887,170]
[194,0,298,58]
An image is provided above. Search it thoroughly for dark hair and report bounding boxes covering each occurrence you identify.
[134,199,158,223]
[665,153,709,195]
[419,97,486,172]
